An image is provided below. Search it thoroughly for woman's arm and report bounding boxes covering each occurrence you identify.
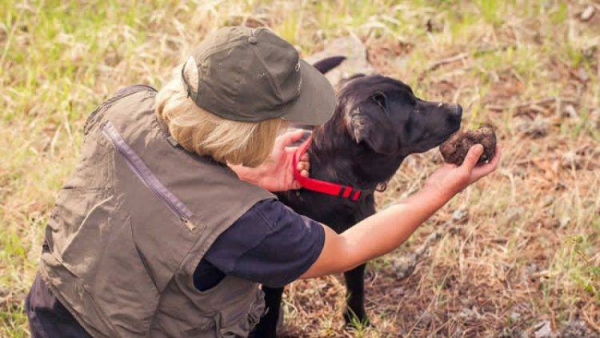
[301,144,501,278]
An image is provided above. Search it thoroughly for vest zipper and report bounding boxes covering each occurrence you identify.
[101,121,196,231]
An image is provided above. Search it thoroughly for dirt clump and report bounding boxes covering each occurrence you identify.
[440,126,497,165]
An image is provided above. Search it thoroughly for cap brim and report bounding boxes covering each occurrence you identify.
[280,59,336,126]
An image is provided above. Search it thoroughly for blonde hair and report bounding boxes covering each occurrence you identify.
[155,64,282,168]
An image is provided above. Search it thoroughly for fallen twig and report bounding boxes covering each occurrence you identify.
[418,53,469,81]
[427,53,469,72]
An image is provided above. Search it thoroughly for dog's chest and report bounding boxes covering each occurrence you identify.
[277,190,375,233]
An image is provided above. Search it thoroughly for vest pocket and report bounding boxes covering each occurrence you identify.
[52,189,113,267]
[216,288,265,338]
[180,276,265,337]
[179,317,215,337]
[101,121,197,232]
[56,203,160,335]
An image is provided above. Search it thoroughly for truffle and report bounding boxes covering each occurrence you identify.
[439,126,497,165]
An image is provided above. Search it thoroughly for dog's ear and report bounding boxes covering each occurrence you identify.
[372,92,387,111]
[313,56,346,74]
[347,93,398,155]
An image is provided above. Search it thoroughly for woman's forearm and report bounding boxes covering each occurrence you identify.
[341,187,450,268]
[302,187,451,278]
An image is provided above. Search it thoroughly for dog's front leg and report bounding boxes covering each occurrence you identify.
[252,285,284,338]
[343,263,370,327]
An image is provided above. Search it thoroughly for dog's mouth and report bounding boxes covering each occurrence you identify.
[416,102,463,151]
[430,122,462,150]
[442,123,462,143]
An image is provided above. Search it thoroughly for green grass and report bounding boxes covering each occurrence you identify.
[2,0,599,336]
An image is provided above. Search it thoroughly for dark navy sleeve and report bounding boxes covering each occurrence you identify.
[203,199,325,288]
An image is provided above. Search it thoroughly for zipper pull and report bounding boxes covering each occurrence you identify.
[181,216,196,231]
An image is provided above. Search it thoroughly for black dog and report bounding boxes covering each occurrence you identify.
[253,57,462,337]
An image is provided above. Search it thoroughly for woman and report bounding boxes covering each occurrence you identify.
[26,26,500,337]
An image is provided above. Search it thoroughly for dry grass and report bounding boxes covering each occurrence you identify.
[1,0,599,337]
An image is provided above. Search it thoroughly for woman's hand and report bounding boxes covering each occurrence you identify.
[424,144,501,199]
[229,129,311,192]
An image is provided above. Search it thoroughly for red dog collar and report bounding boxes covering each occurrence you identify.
[293,136,364,201]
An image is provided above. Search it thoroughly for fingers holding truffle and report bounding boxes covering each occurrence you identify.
[439,126,497,166]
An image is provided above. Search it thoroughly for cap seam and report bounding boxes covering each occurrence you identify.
[197,39,247,64]
[249,44,283,101]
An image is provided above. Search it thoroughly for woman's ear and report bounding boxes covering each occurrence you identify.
[347,97,398,155]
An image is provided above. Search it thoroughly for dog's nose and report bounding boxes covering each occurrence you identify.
[448,104,463,118]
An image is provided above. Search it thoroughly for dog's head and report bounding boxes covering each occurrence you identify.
[333,73,462,157]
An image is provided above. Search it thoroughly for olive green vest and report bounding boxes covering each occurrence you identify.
[39,85,274,337]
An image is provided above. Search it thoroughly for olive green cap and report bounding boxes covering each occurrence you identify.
[181,26,335,125]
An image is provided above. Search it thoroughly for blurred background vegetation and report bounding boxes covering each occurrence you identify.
[1,0,599,336]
